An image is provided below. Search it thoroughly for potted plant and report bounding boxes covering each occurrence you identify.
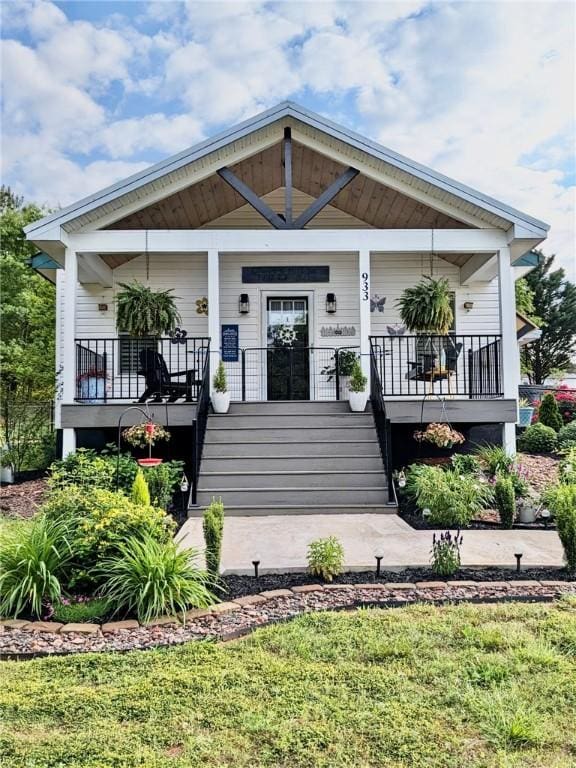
[122,421,170,467]
[397,276,453,362]
[413,423,465,449]
[116,281,181,337]
[517,397,535,428]
[322,349,357,399]
[348,359,368,412]
[517,489,541,524]
[77,367,107,403]
[212,361,230,414]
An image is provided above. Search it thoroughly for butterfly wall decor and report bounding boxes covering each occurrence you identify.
[370,294,386,313]
[386,325,406,336]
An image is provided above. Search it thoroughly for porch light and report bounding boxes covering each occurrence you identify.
[463,300,474,312]
[239,293,250,314]
[326,293,337,314]
[180,473,189,493]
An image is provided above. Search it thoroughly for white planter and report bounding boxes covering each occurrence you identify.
[1,465,14,484]
[212,391,231,414]
[349,390,368,412]
[518,502,538,524]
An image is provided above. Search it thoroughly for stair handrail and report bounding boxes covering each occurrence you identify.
[369,338,395,501]
[190,341,211,506]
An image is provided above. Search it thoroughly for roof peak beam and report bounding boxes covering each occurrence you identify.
[284,127,293,226]
[217,166,288,229]
[292,166,359,229]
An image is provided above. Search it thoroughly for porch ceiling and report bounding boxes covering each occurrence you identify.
[106,141,471,232]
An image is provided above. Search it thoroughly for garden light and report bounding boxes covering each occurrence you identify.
[375,555,383,577]
[514,552,523,573]
[252,560,260,579]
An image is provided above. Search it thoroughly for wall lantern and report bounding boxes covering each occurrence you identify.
[463,300,474,313]
[98,303,108,312]
[326,293,337,314]
[239,293,250,314]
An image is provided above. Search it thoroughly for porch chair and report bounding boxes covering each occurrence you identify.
[406,338,463,395]
[137,349,199,403]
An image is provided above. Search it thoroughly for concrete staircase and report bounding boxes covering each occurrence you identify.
[191,401,393,516]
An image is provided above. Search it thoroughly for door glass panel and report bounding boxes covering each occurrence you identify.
[266,297,309,400]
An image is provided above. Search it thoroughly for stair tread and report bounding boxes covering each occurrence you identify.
[200,470,385,476]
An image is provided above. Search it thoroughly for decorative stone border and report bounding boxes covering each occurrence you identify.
[1,579,574,660]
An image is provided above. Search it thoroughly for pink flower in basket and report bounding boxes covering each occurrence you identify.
[413,422,465,449]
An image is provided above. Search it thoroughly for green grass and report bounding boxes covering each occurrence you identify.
[1,600,576,767]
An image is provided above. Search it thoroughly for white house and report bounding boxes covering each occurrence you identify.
[26,102,549,514]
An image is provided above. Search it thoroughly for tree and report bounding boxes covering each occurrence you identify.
[515,278,541,324]
[0,187,56,471]
[521,253,576,384]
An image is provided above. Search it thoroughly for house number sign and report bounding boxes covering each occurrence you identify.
[361,271,370,302]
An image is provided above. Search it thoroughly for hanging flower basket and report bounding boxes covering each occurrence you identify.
[122,422,171,449]
[413,422,465,449]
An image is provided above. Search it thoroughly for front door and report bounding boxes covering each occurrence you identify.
[266,297,310,400]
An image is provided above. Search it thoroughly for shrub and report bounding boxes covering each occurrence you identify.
[450,454,481,475]
[551,385,576,425]
[348,360,367,393]
[145,460,184,509]
[98,536,214,622]
[52,597,109,624]
[543,483,576,572]
[538,393,563,432]
[41,486,175,589]
[307,536,344,582]
[405,464,493,527]
[131,470,151,506]
[431,530,463,577]
[474,444,514,476]
[518,423,558,454]
[203,497,224,579]
[0,516,73,618]
[49,448,120,491]
[494,476,516,529]
[557,422,576,451]
[213,361,228,393]
[559,448,576,484]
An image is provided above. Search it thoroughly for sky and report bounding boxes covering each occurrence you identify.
[2,0,575,277]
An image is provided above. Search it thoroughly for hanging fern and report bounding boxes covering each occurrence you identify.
[396,276,453,334]
[116,281,182,337]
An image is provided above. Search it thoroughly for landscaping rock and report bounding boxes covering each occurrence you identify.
[259,589,294,599]
[211,602,241,614]
[60,623,100,634]
[143,616,181,627]
[291,584,324,593]
[415,581,447,589]
[232,595,267,607]
[0,620,30,630]
[102,620,139,633]
[25,622,64,633]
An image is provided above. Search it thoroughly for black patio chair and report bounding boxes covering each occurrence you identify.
[406,338,463,394]
[137,349,199,403]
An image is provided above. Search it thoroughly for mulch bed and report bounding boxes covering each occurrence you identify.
[2,579,574,659]
[0,477,48,519]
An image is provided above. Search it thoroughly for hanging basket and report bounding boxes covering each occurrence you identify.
[413,422,465,449]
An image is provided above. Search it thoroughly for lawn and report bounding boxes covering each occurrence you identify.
[1,601,576,768]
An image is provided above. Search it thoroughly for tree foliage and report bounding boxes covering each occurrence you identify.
[521,253,576,384]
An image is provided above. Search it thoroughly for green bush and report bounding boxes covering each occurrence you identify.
[98,536,214,622]
[307,536,344,582]
[203,497,224,579]
[213,361,227,393]
[518,423,558,454]
[52,597,109,624]
[405,464,493,528]
[474,444,514,476]
[450,454,481,475]
[559,448,576,484]
[348,360,367,393]
[431,530,463,577]
[494,476,516,529]
[145,461,184,509]
[0,516,73,618]
[131,469,151,506]
[557,422,576,451]
[544,483,576,572]
[41,486,175,589]
[538,393,563,432]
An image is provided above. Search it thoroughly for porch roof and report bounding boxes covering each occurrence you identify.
[25,101,549,241]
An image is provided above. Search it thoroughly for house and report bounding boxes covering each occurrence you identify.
[26,102,549,513]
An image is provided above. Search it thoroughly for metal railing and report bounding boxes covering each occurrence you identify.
[190,341,210,506]
[369,334,503,398]
[75,337,211,402]
[224,346,360,401]
[369,339,394,499]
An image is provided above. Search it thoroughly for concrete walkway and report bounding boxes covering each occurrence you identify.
[177,514,564,575]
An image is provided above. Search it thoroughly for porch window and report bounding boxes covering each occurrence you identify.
[119,335,156,375]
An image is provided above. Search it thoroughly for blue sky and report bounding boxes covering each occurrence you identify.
[2,0,574,275]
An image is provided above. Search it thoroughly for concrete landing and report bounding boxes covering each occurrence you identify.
[176,514,564,575]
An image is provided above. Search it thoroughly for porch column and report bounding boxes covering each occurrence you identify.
[359,248,371,393]
[497,246,519,454]
[207,248,220,395]
[61,247,77,457]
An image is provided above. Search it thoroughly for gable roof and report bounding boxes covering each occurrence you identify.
[25,101,549,238]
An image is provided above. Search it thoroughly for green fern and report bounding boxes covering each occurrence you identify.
[396,276,453,334]
[116,281,181,337]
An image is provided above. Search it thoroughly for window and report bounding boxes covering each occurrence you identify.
[119,335,156,375]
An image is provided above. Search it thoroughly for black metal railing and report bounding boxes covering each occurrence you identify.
[369,334,503,398]
[369,339,394,499]
[74,337,211,402]
[190,341,210,506]
[225,346,360,401]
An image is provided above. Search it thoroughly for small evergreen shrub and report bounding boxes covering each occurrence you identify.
[431,530,463,577]
[145,461,184,509]
[518,423,558,454]
[52,597,109,624]
[131,470,151,506]
[203,497,224,578]
[559,448,576,484]
[307,536,344,582]
[451,454,481,475]
[98,536,214,622]
[538,393,563,432]
[544,483,576,572]
[213,362,228,393]
[348,360,367,393]
[494,475,516,529]
[557,422,576,451]
[0,516,73,618]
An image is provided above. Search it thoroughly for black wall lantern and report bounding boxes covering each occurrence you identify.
[239,293,250,314]
[326,293,337,314]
